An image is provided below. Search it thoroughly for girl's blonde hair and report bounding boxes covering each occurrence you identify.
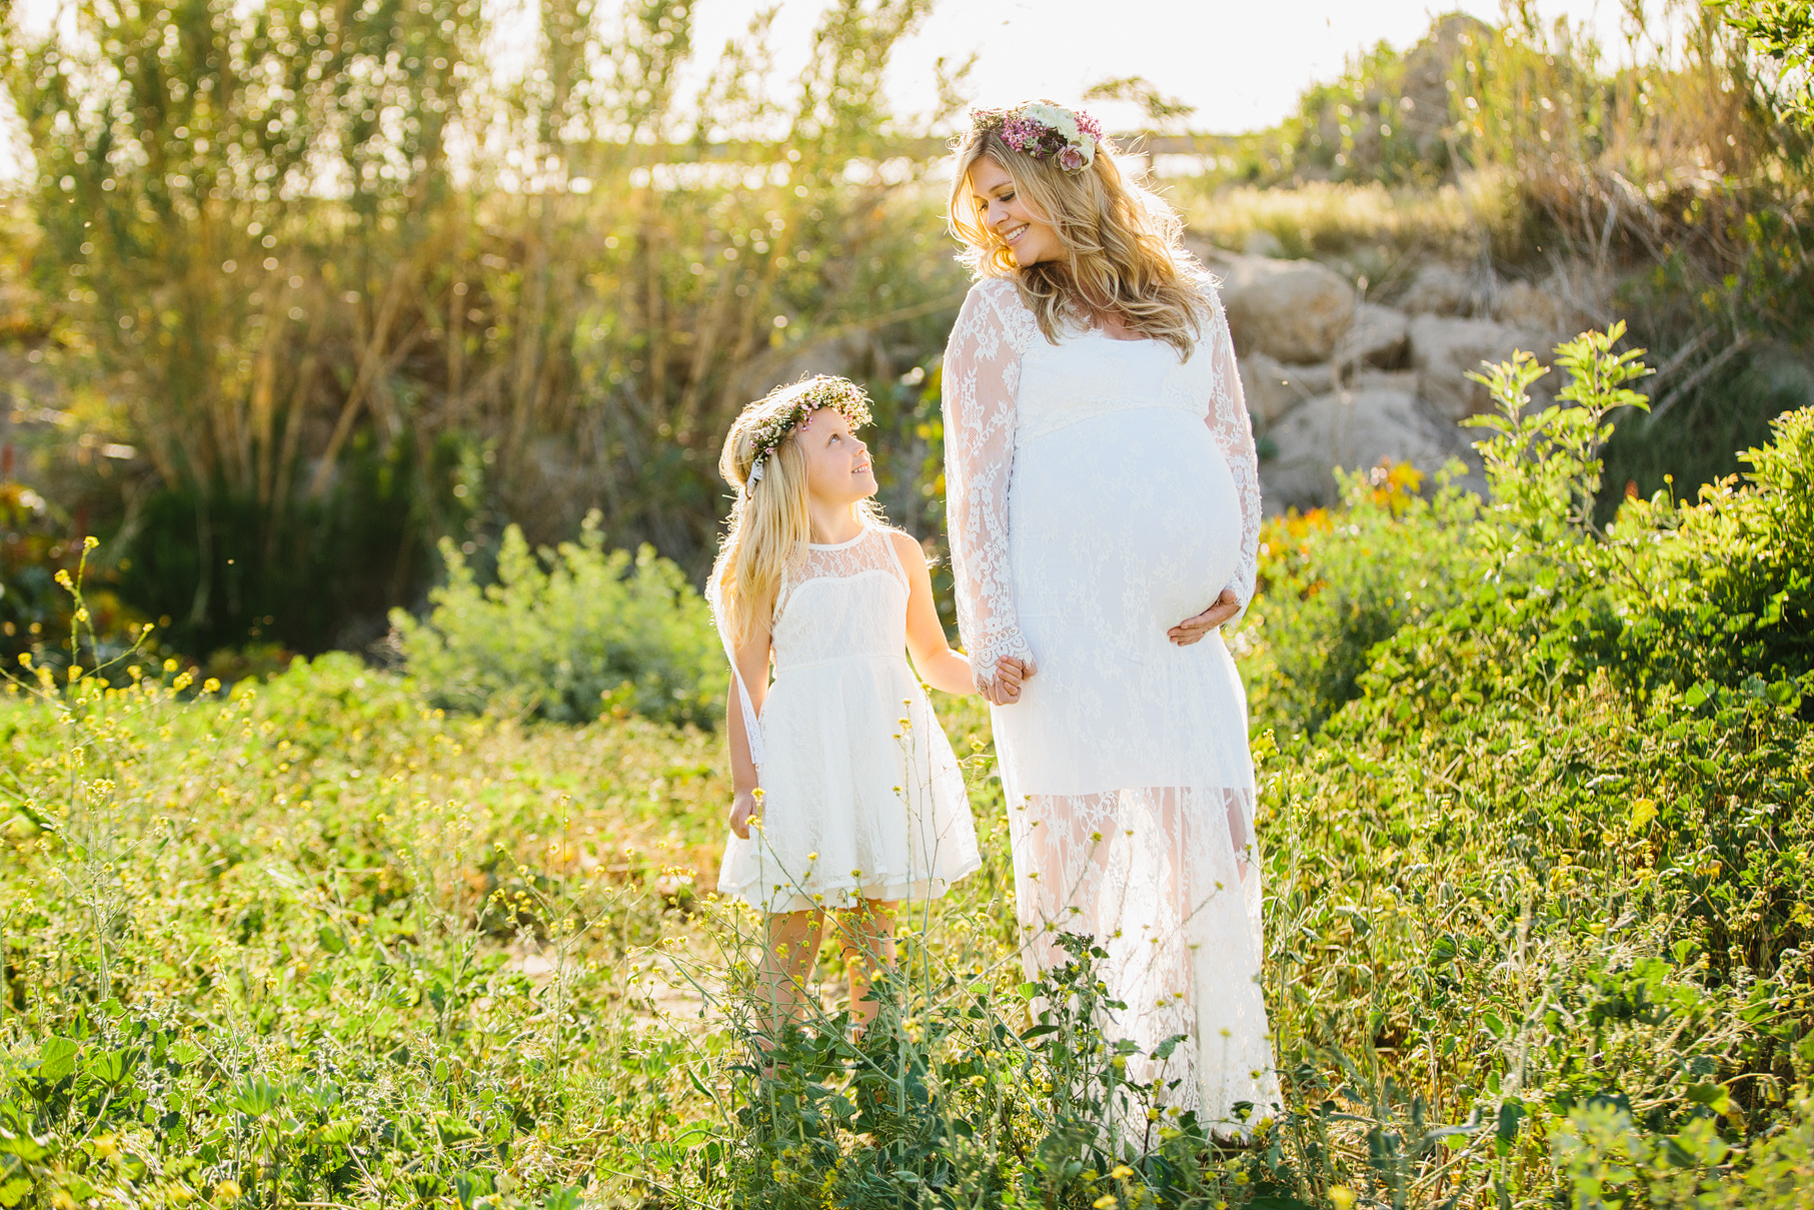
[713,378,883,647]
[946,105,1209,359]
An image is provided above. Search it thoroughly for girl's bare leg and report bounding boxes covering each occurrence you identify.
[759,909,828,1037]
[839,899,898,1032]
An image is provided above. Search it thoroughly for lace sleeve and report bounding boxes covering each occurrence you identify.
[1200,278,1262,617]
[942,278,1037,690]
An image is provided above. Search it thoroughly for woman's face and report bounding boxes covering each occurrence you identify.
[795,408,877,507]
[967,157,1060,266]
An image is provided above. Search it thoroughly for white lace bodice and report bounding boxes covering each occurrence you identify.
[771,527,911,675]
[940,274,1261,685]
[707,526,912,768]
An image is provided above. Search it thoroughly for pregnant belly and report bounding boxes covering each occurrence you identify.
[1009,409,1241,639]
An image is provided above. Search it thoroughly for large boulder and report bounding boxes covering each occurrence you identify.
[1334,303,1410,369]
[1216,254,1357,365]
[1396,15,1494,161]
[1240,352,1334,430]
[1492,273,1609,344]
[1398,263,1482,317]
[1261,386,1454,512]
[1493,280,1574,337]
[1354,368,1421,395]
[1288,13,1490,181]
[1242,230,1286,258]
[1407,315,1551,420]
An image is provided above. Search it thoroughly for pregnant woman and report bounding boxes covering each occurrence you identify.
[942,102,1278,1131]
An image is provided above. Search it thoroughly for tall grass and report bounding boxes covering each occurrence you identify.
[0,0,967,657]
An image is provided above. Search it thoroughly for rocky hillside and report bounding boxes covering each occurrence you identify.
[1195,240,1614,512]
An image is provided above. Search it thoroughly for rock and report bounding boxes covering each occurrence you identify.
[1398,263,1481,317]
[1407,315,1552,421]
[1240,353,1334,430]
[1262,386,1454,512]
[1242,230,1286,258]
[1216,254,1357,365]
[1493,280,1568,336]
[1355,368,1420,394]
[1334,303,1409,369]
[1292,13,1491,179]
[1396,15,1494,162]
[1492,277,1607,344]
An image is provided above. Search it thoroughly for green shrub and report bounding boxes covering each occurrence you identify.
[1241,329,1814,1205]
[392,511,724,727]
[1589,404,1814,702]
[1244,462,1481,738]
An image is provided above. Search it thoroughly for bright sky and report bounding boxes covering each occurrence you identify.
[1,0,1644,181]
[716,0,1640,133]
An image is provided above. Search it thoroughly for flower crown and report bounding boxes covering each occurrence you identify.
[744,376,873,487]
[972,101,1105,174]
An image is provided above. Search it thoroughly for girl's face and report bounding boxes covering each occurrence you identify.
[968,157,1061,266]
[795,408,876,506]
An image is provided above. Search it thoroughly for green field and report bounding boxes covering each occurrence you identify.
[4,338,1812,1207]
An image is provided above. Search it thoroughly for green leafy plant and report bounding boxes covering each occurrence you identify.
[392,510,725,726]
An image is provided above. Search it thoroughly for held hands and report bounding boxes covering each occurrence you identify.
[728,788,761,840]
[983,655,1033,706]
[1169,589,1241,646]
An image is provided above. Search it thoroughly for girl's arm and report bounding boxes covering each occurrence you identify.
[893,531,1006,698]
[725,606,773,840]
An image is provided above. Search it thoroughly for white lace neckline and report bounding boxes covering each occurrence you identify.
[808,525,870,551]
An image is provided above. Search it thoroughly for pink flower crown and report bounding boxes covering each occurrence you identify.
[972,101,1105,174]
[744,376,873,487]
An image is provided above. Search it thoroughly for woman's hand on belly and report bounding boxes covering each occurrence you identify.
[1168,589,1241,646]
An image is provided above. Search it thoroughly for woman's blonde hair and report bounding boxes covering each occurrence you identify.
[713,378,883,648]
[947,104,1209,359]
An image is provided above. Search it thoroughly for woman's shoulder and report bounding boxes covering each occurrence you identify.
[951,275,1037,350]
[965,274,1022,303]
[957,275,1028,320]
[1175,257,1225,315]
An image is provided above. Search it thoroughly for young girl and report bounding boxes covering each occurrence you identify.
[709,374,1011,1034]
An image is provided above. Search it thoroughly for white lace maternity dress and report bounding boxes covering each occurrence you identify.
[942,274,1279,1130]
[715,527,981,913]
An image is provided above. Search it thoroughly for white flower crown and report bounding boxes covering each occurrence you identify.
[745,376,874,486]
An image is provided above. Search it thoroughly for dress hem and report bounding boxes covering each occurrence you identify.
[717,854,983,914]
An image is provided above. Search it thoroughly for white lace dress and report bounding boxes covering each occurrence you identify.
[942,274,1279,1130]
[715,527,981,914]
